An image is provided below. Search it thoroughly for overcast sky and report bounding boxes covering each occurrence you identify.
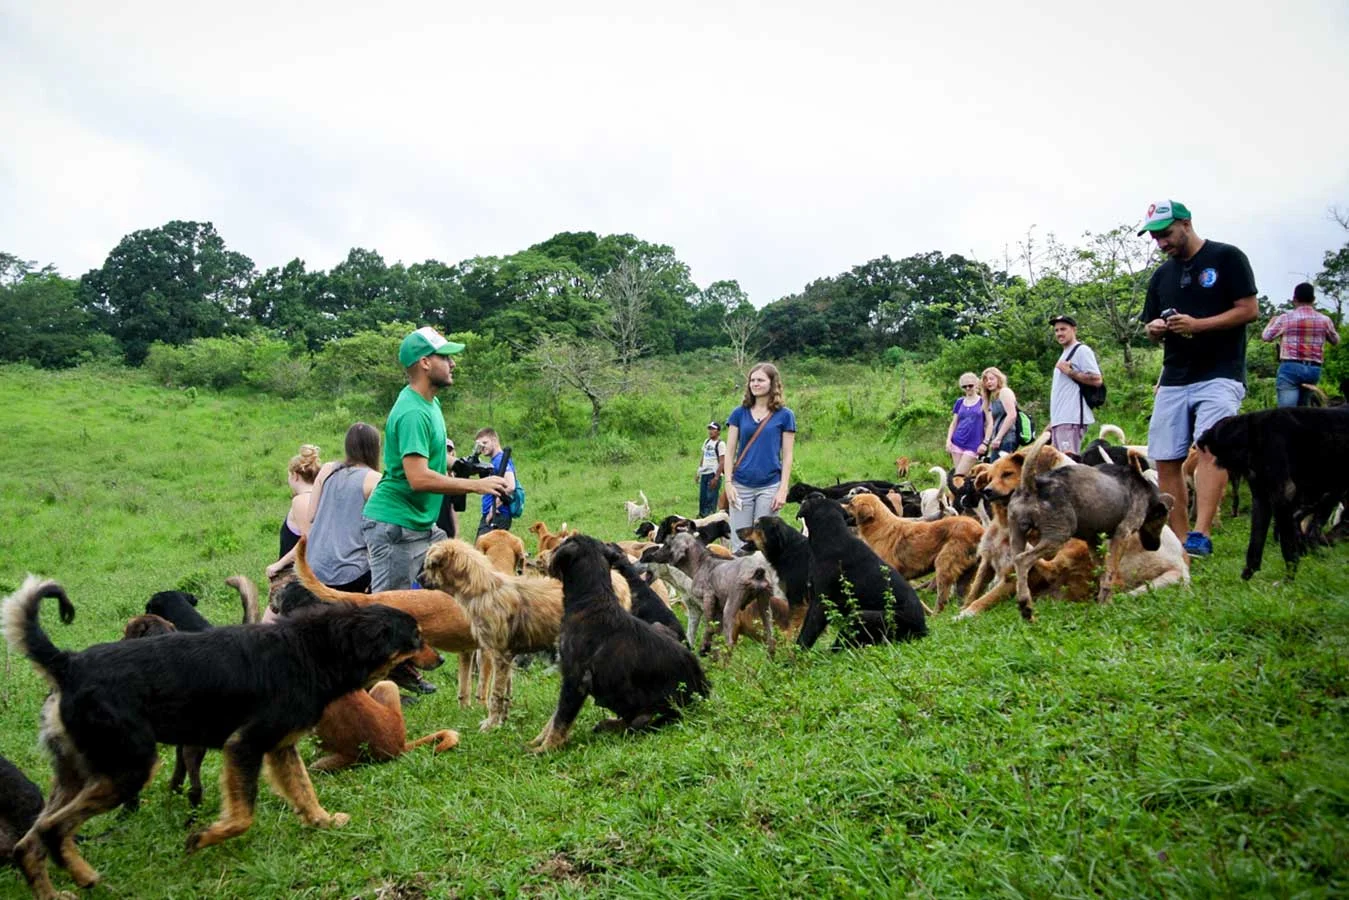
[3,1,1347,307]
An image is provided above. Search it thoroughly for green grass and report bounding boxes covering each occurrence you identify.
[1,362,1347,899]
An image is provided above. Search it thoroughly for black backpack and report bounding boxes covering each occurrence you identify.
[1066,343,1107,409]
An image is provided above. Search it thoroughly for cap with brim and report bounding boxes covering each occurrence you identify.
[706,421,721,430]
[1138,200,1192,236]
[1049,315,1078,327]
[399,326,465,367]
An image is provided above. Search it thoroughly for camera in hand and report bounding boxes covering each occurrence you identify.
[1160,308,1178,320]
[451,452,496,479]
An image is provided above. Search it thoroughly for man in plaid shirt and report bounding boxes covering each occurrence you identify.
[1262,282,1340,407]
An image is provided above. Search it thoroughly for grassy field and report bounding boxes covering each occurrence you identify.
[1,361,1346,899]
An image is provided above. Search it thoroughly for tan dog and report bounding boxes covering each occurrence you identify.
[294,538,480,706]
[894,456,911,479]
[420,539,566,731]
[843,492,982,613]
[477,529,526,575]
[529,520,576,554]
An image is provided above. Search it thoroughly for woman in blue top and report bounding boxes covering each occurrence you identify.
[945,372,984,475]
[724,362,797,553]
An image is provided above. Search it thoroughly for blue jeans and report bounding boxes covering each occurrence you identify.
[1275,361,1322,408]
[698,472,720,517]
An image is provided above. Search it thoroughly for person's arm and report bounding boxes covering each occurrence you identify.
[1326,318,1341,346]
[404,454,508,497]
[301,462,337,536]
[723,423,741,507]
[266,493,310,578]
[1261,313,1285,342]
[772,431,796,512]
[1062,368,1104,388]
[946,412,958,445]
[712,442,725,487]
[1166,296,1258,337]
[980,403,994,456]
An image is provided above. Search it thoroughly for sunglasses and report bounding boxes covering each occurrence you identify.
[960,383,977,389]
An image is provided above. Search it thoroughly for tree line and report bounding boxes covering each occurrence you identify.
[3,216,1346,384]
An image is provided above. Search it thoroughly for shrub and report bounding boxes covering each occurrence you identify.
[310,322,415,409]
[600,393,678,439]
[587,433,637,464]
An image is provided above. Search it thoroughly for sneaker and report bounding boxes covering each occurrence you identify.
[1183,531,1213,557]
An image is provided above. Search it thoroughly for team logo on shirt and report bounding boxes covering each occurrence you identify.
[1199,268,1218,288]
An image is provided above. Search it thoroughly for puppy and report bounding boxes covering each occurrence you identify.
[419,539,566,731]
[274,582,459,771]
[625,490,651,524]
[0,755,43,869]
[843,492,982,613]
[735,516,812,637]
[119,614,207,808]
[529,535,708,752]
[3,577,422,900]
[477,529,527,576]
[794,495,928,649]
[601,544,687,645]
[1007,433,1173,619]
[295,538,479,706]
[1198,407,1349,580]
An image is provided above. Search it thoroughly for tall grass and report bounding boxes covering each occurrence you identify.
[0,360,1345,899]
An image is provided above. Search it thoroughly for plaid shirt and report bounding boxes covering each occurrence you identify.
[1262,305,1340,364]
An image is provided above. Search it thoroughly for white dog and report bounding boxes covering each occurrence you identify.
[625,490,650,524]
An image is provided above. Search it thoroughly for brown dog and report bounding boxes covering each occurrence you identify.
[843,492,982,613]
[477,529,526,575]
[529,520,576,554]
[894,456,911,479]
[294,538,480,706]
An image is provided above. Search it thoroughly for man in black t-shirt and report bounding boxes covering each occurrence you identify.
[1138,200,1258,558]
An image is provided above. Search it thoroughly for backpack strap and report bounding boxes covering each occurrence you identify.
[1065,343,1084,427]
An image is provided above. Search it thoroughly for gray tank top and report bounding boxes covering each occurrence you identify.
[306,465,373,585]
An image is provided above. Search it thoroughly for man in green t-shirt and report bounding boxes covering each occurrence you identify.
[362,327,509,591]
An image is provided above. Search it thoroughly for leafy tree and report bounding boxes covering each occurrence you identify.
[0,268,112,367]
[1317,245,1348,322]
[81,220,255,364]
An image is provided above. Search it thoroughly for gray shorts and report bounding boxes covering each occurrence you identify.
[1148,378,1245,461]
[362,517,449,592]
[1050,424,1087,455]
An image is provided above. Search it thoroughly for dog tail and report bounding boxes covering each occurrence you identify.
[1016,431,1055,496]
[294,537,364,604]
[639,490,649,507]
[3,575,76,684]
[1099,424,1127,445]
[225,574,261,624]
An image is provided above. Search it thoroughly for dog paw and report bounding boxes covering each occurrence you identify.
[1241,567,1255,581]
[184,831,205,854]
[324,812,350,829]
[478,718,501,733]
[953,609,972,621]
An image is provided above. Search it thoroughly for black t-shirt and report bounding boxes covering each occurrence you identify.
[1141,239,1257,386]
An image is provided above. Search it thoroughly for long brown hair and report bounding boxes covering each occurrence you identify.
[343,422,381,471]
[741,362,785,411]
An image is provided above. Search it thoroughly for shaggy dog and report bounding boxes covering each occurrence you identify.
[419,539,566,731]
[643,533,782,658]
[295,538,479,706]
[1007,434,1173,620]
[529,520,575,555]
[843,492,982,613]
[601,544,687,645]
[477,529,527,576]
[274,582,458,771]
[794,495,928,649]
[0,755,42,869]
[734,516,812,638]
[1197,407,1349,580]
[119,615,208,808]
[3,577,422,900]
[529,536,708,752]
[625,490,651,525]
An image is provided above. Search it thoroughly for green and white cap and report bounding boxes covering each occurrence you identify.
[1137,200,1192,236]
[398,326,465,367]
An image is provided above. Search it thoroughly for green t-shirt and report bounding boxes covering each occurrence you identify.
[362,386,448,530]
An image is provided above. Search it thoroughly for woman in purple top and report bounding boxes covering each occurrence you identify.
[724,362,796,552]
[945,372,984,475]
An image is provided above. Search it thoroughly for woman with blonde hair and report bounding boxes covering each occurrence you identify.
[266,444,321,581]
[945,372,984,474]
[978,367,1019,459]
[723,362,796,552]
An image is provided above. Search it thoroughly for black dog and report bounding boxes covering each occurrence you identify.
[652,514,732,546]
[786,481,921,517]
[144,590,214,632]
[633,521,657,540]
[601,543,688,646]
[794,495,928,649]
[3,576,422,899]
[119,614,208,809]
[530,535,709,752]
[0,754,42,868]
[1197,407,1349,580]
[736,516,813,636]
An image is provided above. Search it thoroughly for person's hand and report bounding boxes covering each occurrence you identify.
[265,561,286,580]
[724,482,741,511]
[1166,313,1198,337]
[771,484,788,513]
[476,475,510,497]
[1145,317,1169,340]
[1055,360,1072,375]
